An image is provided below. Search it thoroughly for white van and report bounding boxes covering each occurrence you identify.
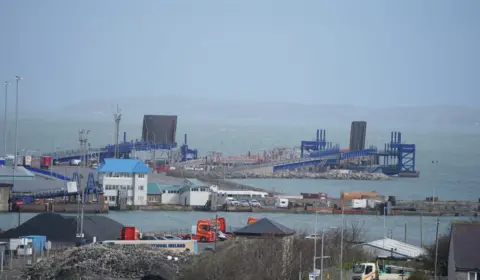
[274,198,289,208]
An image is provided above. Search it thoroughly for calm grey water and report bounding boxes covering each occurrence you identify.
[1,120,479,246]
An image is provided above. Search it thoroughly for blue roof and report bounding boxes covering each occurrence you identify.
[96,159,151,174]
[184,178,204,187]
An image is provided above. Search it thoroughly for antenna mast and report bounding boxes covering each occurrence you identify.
[113,105,122,158]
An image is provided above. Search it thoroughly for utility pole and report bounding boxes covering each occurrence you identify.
[420,215,424,247]
[76,174,85,243]
[404,221,407,243]
[113,105,122,159]
[434,218,440,280]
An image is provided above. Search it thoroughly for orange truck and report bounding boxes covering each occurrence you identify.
[247,217,258,224]
[186,217,231,242]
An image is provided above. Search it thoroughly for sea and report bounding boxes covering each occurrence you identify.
[0,118,479,246]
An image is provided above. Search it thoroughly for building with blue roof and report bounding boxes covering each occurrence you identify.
[96,159,151,207]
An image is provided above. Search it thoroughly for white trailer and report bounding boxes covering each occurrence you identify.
[352,199,367,209]
[23,155,32,166]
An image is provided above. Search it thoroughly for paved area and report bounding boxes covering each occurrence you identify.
[149,173,186,185]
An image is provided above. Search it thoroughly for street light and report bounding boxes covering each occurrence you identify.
[313,212,337,280]
[3,81,10,155]
[13,76,22,227]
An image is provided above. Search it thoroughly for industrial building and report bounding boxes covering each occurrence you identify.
[142,115,177,145]
[96,159,150,207]
[349,121,367,151]
[146,179,269,207]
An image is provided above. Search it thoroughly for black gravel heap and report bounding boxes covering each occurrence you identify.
[0,212,123,243]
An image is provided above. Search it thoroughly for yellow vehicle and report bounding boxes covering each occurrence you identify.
[352,262,413,280]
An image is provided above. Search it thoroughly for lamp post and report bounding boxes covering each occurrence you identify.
[313,211,337,280]
[13,76,22,227]
[340,207,344,280]
[3,81,9,155]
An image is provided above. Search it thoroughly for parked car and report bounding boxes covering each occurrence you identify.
[239,200,250,207]
[304,234,321,240]
[141,235,159,240]
[163,235,182,240]
[249,199,262,207]
[226,198,240,206]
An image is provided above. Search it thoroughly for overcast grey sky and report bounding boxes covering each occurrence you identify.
[1,0,479,123]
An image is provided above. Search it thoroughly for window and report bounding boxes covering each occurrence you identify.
[468,272,479,280]
[365,265,373,275]
[138,174,145,178]
[138,185,144,191]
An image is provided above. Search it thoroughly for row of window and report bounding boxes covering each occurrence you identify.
[190,188,209,192]
[104,172,145,178]
[106,196,146,202]
[104,185,144,191]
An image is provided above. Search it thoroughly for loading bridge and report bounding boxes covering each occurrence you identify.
[44,133,198,164]
[11,171,102,203]
[24,166,72,181]
[273,156,339,172]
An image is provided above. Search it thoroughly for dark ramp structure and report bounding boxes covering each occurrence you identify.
[142,115,177,145]
[233,218,295,237]
[0,213,123,243]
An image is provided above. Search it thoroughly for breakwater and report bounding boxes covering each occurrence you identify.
[168,169,389,181]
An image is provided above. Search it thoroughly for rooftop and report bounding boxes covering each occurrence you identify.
[147,182,182,195]
[233,218,296,237]
[96,159,151,174]
[361,238,427,259]
[0,166,36,182]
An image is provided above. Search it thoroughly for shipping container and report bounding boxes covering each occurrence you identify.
[20,235,47,253]
[41,156,52,169]
[15,156,23,166]
[351,199,367,209]
[341,191,378,200]
[23,155,32,166]
[301,193,328,199]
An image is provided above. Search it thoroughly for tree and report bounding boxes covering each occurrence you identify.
[180,222,372,280]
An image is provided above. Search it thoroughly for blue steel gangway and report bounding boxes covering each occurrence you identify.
[45,133,198,164]
[11,172,103,204]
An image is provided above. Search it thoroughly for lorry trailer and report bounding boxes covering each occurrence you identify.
[98,240,198,253]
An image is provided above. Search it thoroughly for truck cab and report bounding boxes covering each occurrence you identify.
[352,262,377,280]
[352,262,412,280]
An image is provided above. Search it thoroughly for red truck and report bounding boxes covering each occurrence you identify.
[40,156,52,169]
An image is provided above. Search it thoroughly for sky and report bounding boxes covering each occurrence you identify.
[1,0,479,122]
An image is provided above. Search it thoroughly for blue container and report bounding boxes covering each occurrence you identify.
[21,235,47,253]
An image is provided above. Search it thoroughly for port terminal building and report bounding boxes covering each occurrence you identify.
[146,179,268,207]
[96,159,151,208]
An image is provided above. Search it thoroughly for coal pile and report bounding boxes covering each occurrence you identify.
[0,212,123,243]
[23,244,191,280]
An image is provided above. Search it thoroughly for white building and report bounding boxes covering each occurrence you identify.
[157,179,269,207]
[96,158,151,207]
